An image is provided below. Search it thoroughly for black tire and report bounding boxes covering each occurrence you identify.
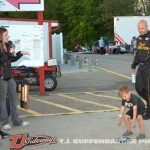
[44,73,57,91]
[113,48,120,54]
[113,48,117,54]
[116,48,120,54]
[18,65,27,69]
[120,51,125,54]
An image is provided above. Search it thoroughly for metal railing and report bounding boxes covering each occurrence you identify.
[64,53,99,71]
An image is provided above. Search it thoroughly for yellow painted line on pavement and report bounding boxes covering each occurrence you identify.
[85,92,121,100]
[30,96,82,113]
[53,90,118,95]
[93,66,131,80]
[17,105,43,116]
[20,111,81,118]
[81,109,119,113]
[102,57,131,64]
[57,93,119,110]
[20,109,119,118]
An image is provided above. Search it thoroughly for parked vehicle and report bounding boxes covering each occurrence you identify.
[12,65,61,91]
[109,41,129,54]
[74,44,91,53]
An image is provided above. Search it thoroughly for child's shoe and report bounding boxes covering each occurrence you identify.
[123,131,133,136]
[136,133,146,140]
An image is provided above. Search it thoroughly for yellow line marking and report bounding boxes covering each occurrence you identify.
[20,109,119,118]
[85,92,121,100]
[93,66,131,80]
[20,111,82,118]
[81,109,119,113]
[57,93,119,110]
[101,57,131,64]
[30,96,82,113]
[17,105,43,116]
[50,90,118,96]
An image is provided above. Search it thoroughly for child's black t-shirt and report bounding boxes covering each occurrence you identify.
[122,94,145,111]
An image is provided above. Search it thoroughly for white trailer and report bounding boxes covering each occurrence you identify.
[114,16,150,45]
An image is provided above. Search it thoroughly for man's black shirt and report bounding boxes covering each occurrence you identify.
[131,31,150,69]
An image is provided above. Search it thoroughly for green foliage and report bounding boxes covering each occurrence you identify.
[0,0,150,50]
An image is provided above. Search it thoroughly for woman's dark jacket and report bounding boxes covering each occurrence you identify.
[0,49,23,81]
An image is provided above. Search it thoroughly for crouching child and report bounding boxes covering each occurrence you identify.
[118,85,146,140]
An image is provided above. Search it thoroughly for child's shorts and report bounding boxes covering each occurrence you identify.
[126,108,145,119]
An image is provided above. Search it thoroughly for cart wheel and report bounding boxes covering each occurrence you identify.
[44,73,57,91]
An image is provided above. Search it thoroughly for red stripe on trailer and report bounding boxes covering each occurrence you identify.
[115,36,124,45]
[115,34,124,44]
[115,33,126,44]
[116,33,125,43]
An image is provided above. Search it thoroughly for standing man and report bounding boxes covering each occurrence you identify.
[99,37,106,54]
[131,20,150,120]
[104,37,109,55]
[131,36,137,56]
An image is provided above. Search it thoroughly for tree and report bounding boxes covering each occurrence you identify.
[1,0,150,50]
[98,0,136,40]
[135,0,150,15]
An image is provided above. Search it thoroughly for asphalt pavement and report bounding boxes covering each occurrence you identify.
[1,53,150,150]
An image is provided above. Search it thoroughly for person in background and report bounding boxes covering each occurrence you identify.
[0,27,30,130]
[99,37,106,54]
[131,36,137,56]
[92,40,99,54]
[104,37,109,55]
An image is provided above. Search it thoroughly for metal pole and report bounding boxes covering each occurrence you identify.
[84,57,88,65]
[71,55,75,66]
[79,55,83,68]
[88,57,91,72]
[64,53,68,64]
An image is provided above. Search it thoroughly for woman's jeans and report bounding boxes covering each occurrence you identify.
[0,78,22,126]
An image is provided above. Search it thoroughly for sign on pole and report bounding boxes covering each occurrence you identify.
[0,0,44,11]
[4,25,44,67]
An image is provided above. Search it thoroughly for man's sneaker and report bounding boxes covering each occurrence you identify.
[143,114,150,120]
[2,124,11,130]
[136,133,146,140]
[123,131,133,136]
[22,121,30,126]
[0,131,10,139]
